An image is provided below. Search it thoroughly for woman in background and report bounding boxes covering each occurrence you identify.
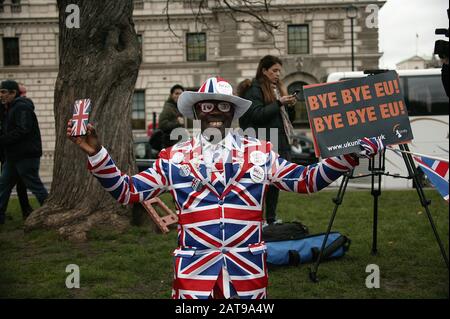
[239,55,297,226]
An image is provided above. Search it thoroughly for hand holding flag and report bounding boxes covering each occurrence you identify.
[355,136,385,158]
[70,99,91,137]
[67,120,102,156]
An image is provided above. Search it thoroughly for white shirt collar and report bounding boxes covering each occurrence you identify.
[200,131,234,152]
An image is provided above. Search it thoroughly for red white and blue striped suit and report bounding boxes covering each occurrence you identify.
[87,132,358,299]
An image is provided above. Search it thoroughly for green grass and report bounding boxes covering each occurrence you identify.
[0,190,448,299]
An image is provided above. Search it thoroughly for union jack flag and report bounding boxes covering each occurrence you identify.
[414,156,449,202]
[71,98,91,137]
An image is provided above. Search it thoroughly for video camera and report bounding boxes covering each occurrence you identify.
[434,9,449,59]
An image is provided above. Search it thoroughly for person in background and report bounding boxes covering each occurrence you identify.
[440,54,449,98]
[18,83,27,97]
[159,84,185,149]
[239,55,297,226]
[0,80,48,224]
[0,82,34,220]
[14,83,34,218]
[291,138,303,155]
[147,121,158,137]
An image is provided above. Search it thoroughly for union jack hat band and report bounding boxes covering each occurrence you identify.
[178,77,252,121]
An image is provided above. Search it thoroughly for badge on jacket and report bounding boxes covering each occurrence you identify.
[191,178,205,192]
[171,152,184,164]
[250,166,265,183]
[179,164,191,177]
[250,151,267,166]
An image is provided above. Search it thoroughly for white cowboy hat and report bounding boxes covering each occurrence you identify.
[177,76,252,121]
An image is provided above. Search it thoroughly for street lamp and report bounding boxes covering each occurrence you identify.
[346,5,358,71]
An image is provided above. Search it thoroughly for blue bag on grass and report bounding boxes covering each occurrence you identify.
[266,232,351,266]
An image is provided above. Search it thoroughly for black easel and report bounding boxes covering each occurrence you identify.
[309,144,449,283]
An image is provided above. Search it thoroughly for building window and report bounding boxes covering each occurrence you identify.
[186,32,206,62]
[133,0,144,10]
[288,25,309,55]
[132,90,146,130]
[3,37,20,66]
[137,34,143,53]
[0,0,5,13]
[11,0,21,13]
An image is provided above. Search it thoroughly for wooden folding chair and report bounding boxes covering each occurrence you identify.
[141,197,178,234]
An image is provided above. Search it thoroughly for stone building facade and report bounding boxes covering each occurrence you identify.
[396,55,441,70]
[0,0,385,186]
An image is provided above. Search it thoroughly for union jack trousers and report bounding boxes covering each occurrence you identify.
[87,132,358,299]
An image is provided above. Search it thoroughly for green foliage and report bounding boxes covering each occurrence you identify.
[0,190,448,298]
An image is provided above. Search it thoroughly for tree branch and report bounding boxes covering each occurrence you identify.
[164,0,279,39]
[221,0,278,30]
[164,0,179,38]
[220,0,279,44]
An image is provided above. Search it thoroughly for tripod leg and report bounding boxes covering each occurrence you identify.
[371,182,379,255]
[309,173,351,283]
[399,144,449,268]
[371,152,383,255]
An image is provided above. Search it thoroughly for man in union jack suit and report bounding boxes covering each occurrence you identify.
[67,76,383,299]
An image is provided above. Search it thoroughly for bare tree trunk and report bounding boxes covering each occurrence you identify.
[24,0,142,241]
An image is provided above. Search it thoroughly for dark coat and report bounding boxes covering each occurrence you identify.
[0,96,43,161]
[0,103,5,163]
[159,98,183,148]
[442,63,449,98]
[239,79,296,154]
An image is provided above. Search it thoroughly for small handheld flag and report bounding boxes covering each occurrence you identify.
[70,98,91,137]
[414,155,449,203]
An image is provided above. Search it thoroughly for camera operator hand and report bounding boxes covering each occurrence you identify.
[66,120,102,156]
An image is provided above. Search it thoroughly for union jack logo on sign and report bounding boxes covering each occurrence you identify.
[71,98,91,137]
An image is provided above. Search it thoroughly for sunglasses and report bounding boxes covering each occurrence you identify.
[197,102,233,113]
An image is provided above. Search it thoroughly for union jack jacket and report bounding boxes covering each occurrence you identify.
[87,132,358,299]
